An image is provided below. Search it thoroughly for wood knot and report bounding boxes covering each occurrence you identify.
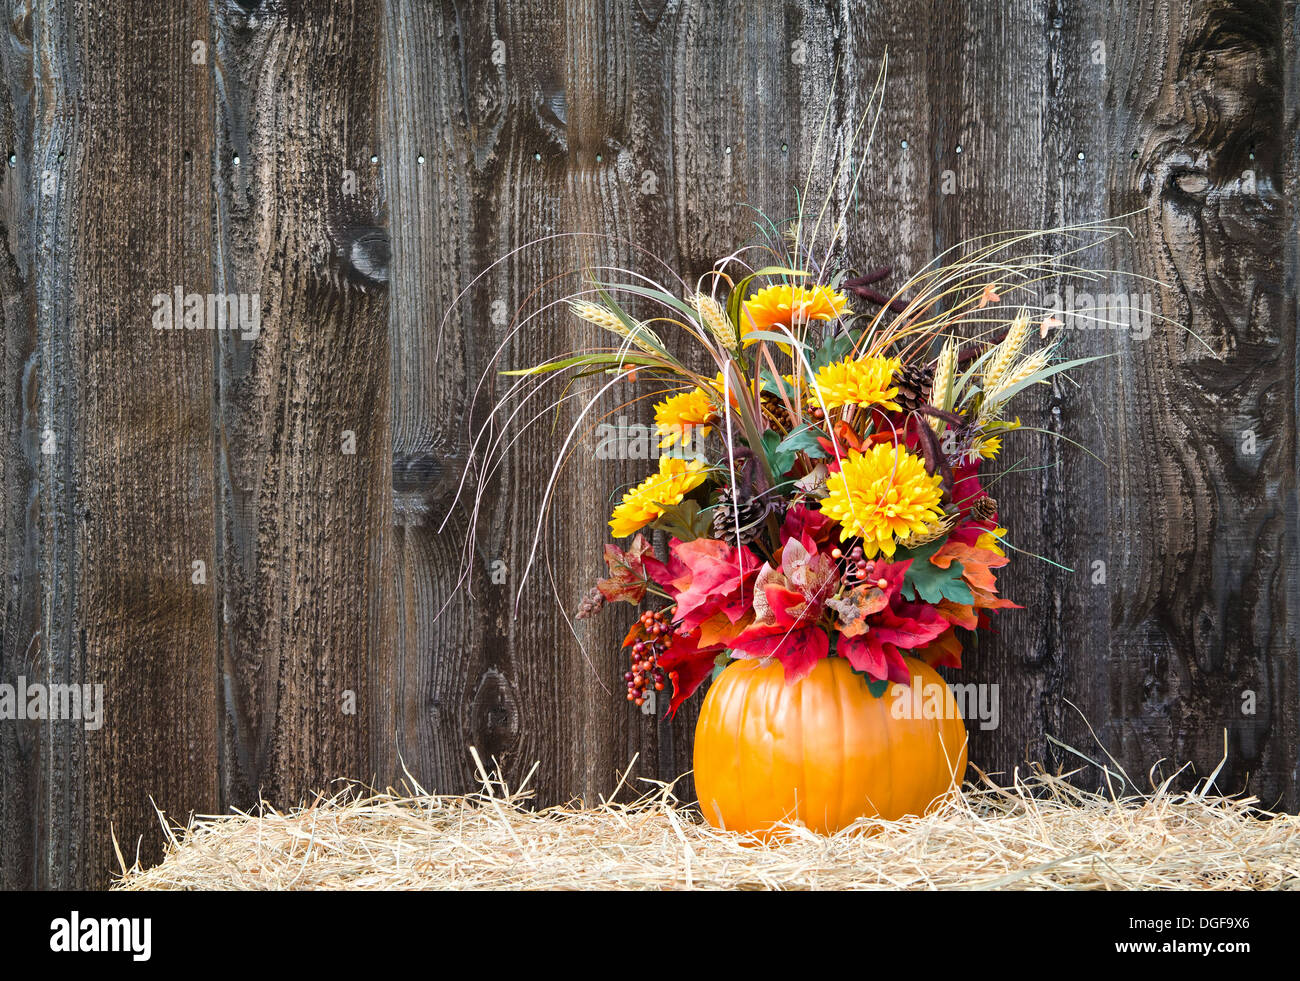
[338,225,390,288]
[467,668,520,757]
[393,448,468,526]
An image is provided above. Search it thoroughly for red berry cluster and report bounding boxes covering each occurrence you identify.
[625,607,674,708]
[832,544,891,591]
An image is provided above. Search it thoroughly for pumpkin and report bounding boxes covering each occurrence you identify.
[694,655,967,836]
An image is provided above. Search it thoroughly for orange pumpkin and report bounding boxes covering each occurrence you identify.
[694,655,967,836]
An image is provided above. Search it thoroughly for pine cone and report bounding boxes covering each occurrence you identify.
[711,485,781,546]
[760,392,799,430]
[970,495,998,523]
[894,362,935,416]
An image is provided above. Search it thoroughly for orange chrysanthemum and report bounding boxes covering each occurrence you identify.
[809,355,902,411]
[820,443,945,557]
[609,456,708,538]
[740,284,850,345]
[654,390,716,448]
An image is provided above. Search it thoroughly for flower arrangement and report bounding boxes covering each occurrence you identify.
[564,272,1056,716]
[513,216,1119,719]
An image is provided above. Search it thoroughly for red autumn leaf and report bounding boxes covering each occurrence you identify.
[657,628,724,719]
[730,625,829,685]
[668,538,763,628]
[839,632,910,684]
[596,533,656,604]
[779,505,836,552]
[871,601,949,650]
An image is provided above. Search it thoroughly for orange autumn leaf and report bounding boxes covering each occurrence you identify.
[834,419,867,453]
[696,609,753,649]
[969,584,1020,611]
[932,541,1008,593]
[931,541,1008,571]
[916,627,963,669]
[937,599,978,630]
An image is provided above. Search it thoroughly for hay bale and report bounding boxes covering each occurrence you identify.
[113,758,1300,891]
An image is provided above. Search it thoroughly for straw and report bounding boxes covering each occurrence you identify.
[113,759,1300,891]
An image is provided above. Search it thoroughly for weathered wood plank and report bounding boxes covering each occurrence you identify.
[916,0,1091,787]
[664,0,845,799]
[1094,0,1298,804]
[380,0,492,798]
[212,0,393,810]
[0,0,38,890]
[6,0,222,888]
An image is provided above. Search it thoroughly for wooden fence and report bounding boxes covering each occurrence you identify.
[1,0,1296,888]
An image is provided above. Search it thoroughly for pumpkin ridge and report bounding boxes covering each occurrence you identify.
[879,669,895,819]
[828,659,847,832]
[735,661,759,834]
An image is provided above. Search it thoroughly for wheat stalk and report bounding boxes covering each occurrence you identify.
[692,292,738,353]
[570,300,662,354]
[928,337,958,431]
[980,347,1050,424]
[981,310,1031,395]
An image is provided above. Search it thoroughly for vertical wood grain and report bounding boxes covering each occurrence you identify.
[4,0,221,888]
[0,0,37,889]
[212,0,393,809]
[1097,0,1298,803]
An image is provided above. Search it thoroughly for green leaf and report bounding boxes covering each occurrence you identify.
[808,329,858,372]
[776,424,828,459]
[761,429,797,478]
[896,540,974,605]
[650,498,712,541]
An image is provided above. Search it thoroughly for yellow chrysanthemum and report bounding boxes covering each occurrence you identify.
[741,284,850,346]
[654,390,716,448]
[609,456,708,538]
[809,356,902,412]
[978,435,1001,459]
[976,527,1007,557]
[820,443,945,557]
